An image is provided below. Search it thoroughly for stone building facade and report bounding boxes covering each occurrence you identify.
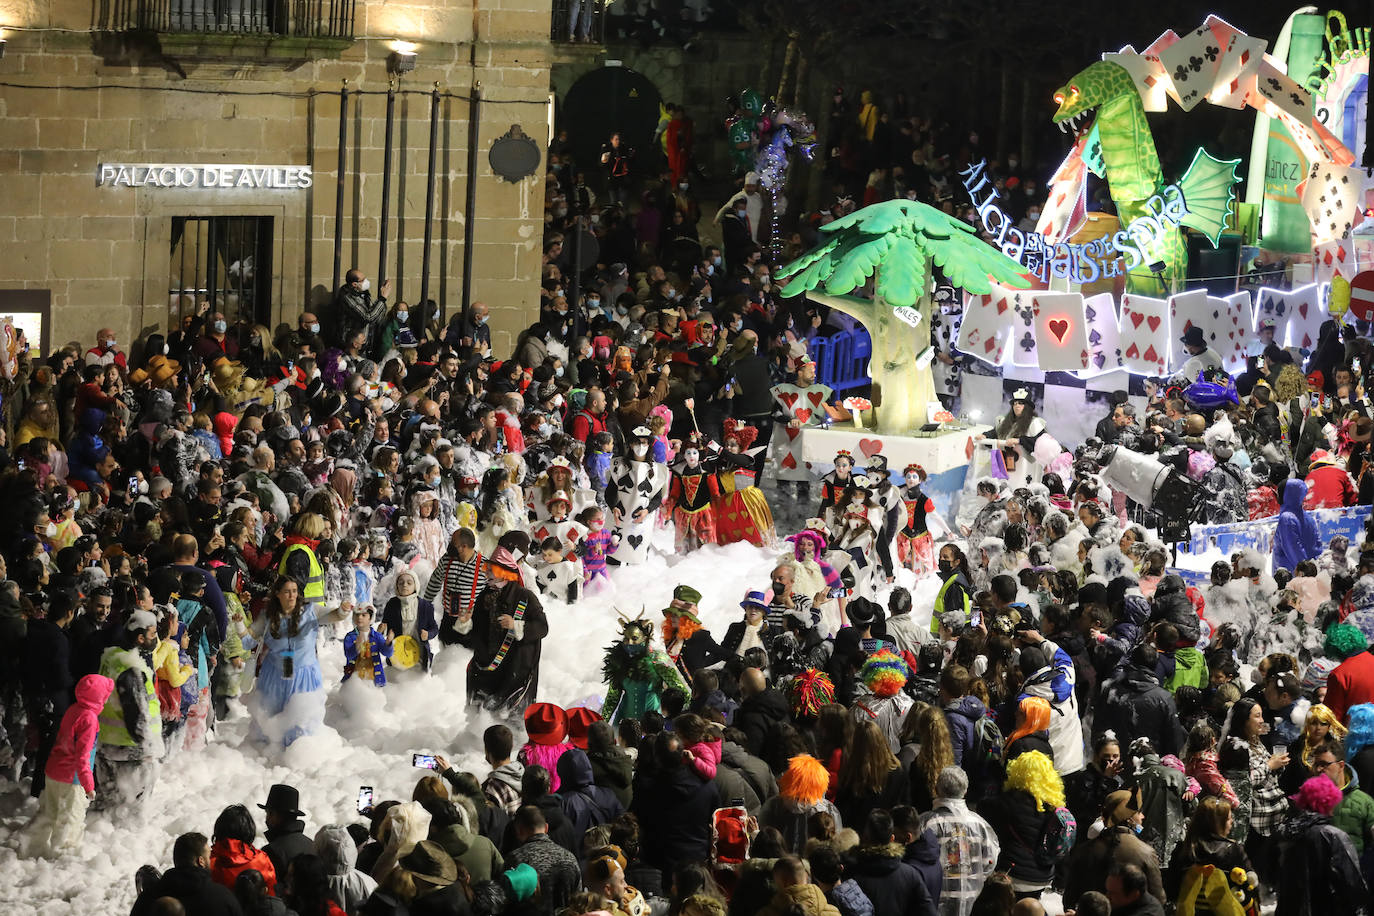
[0,0,553,356]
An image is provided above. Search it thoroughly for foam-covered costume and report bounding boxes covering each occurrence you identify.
[600,615,690,725]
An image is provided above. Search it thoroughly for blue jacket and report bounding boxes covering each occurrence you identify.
[943,695,987,767]
[1274,478,1320,574]
[342,627,393,686]
[556,748,625,846]
[67,408,109,487]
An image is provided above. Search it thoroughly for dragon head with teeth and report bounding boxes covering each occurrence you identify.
[1051,59,1160,202]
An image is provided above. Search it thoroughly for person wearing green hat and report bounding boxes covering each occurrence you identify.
[661,585,728,685]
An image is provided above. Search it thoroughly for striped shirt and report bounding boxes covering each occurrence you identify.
[424,551,487,617]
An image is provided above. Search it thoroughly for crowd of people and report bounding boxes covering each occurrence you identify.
[5,90,1374,916]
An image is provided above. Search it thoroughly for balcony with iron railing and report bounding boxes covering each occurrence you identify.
[96,0,356,64]
[550,0,604,45]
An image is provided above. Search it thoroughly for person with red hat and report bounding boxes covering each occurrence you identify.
[455,532,548,714]
[1304,449,1357,510]
[518,702,574,792]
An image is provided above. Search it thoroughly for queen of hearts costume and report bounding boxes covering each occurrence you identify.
[713,419,775,547]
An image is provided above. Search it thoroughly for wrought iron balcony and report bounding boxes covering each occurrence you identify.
[100,0,356,39]
[550,0,604,44]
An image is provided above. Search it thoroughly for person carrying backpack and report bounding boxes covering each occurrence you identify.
[978,750,1076,899]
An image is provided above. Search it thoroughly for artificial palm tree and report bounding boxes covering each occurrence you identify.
[778,199,1029,434]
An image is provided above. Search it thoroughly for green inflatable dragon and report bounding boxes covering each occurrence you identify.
[1049,60,1240,295]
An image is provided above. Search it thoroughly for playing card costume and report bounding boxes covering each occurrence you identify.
[818,450,857,532]
[667,436,720,553]
[600,614,690,725]
[978,388,1054,489]
[606,426,669,565]
[769,374,833,484]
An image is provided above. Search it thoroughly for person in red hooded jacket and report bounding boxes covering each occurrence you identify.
[1305,450,1357,509]
[23,673,114,859]
[210,803,278,893]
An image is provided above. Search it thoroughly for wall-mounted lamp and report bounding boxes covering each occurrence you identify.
[388,40,417,73]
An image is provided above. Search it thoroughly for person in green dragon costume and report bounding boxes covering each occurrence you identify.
[1048,60,1239,295]
[600,614,689,725]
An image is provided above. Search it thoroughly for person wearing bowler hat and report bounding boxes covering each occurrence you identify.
[259,783,313,876]
[456,532,548,715]
[1170,325,1223,385]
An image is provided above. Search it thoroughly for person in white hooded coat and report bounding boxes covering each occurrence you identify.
[315,824,378,914]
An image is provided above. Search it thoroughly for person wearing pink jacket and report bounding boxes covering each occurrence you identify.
[23,674,115,859]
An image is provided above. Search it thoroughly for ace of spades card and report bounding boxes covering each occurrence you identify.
[1118,294,1170,376]
[1081,293,1122,375]
[1007,290,1040,368]
[956,286,1016,366]
[1301,162,1364,244]
[1158,23,1227,111]
[1031,293,1089,372]
[1206,292,1255,374]
[1168,289,1210,375]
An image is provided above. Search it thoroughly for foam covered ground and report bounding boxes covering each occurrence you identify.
[0,536,941,914]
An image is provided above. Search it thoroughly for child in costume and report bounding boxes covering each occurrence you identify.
[818,449,857,529]
[532,491,585,558]
[535,536,583,604]
[896,464,938,578]
[834,476,886,600]
[667,435,720,553]
[576,506,616,592]
[600,614,690,725]
[213,571,255,718]
[343,607,393,685]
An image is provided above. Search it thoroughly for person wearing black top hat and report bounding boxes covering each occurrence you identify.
[1170,325,1222,385]
[260,783,313,876]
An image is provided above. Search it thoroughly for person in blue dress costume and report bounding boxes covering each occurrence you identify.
[247,576,324,747]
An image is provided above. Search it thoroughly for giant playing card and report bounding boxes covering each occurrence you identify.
[957,285,1017,366]
[1031,293,1089,372]
[1082,293,1122,375]
[1118,294,1170,376]
[1206,291,1255,374]
[1168,289,1210,374]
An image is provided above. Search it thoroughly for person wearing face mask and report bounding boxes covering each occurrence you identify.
[85,328,128,371]
[194,312,240,360]
[335,267,392,354]
[605,426,669,566]
[280,312,326,361]
[667,435,720,554]
[457,301,492,354]
[377,301,411,357]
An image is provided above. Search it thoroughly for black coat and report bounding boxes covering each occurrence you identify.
[631,763,719,878]
[1273,811,1370,916]
[131,866,245,916]
[836,766,910,830]
[263,820,316,877]
[587,746,634,809]
[556,749,625,844]
[22,618,72,698]
[717,741,778,814]
[980,789,1061,885]
[846,843,938,916]
[734,688,791,757]
[1095,665,1186,758]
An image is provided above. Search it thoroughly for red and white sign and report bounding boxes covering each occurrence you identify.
[1350,271,1374,321]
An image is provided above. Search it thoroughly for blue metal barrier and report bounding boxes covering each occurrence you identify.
[810,328,873,393]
